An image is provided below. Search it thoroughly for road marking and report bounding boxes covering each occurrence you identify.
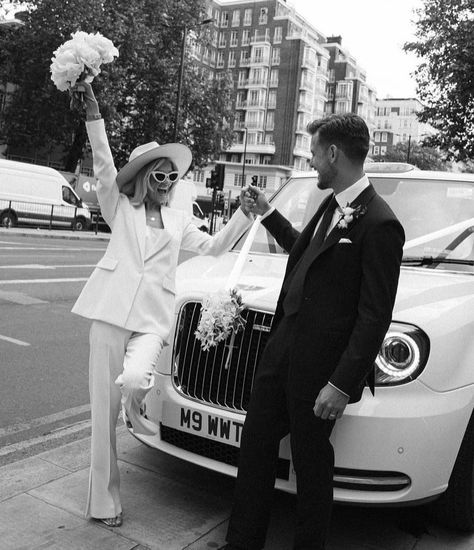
[0,290,47,305]
[0,264,96,269]
[0,419,92,458]
[0,277,88,284]
[0,404,91,438]
[0,334,30,346]
[0,246,105,251]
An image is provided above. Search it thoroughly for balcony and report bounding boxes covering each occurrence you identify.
[246,78,268,88]
[228,142,275,155]
[293,146,311,159]
[250,56,270,66]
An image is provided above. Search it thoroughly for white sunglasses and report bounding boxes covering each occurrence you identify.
[149,170,179,185]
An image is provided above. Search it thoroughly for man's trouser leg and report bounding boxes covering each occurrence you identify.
[289,397,336,550]
[226,321,291,549]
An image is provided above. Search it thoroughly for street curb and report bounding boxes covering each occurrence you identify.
[0,228,110,242]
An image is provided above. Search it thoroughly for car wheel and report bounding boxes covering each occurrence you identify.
[72,217,87,231]
[430,409,474,531]
[0,210,17,228]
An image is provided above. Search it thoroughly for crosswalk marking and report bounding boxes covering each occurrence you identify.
[0,264,96,269]
[0,290,47,305]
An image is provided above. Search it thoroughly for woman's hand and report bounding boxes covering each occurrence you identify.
[240,185,271,217]
[70,80,100,119]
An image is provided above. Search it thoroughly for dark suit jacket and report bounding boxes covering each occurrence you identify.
[262,183,405,403]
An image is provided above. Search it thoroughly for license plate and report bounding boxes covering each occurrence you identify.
[162,402,244,448]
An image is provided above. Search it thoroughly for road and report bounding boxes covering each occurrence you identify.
[0,230,473,549]
[0,232,106,463]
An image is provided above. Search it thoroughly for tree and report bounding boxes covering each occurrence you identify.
[404,0,474,162]
[0,0,234,170]
[372,141,450,171]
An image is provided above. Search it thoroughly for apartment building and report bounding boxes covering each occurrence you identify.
[372,98,435,157]
[191,0,378,202]
[324,36,376,129]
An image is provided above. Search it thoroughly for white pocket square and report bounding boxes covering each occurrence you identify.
[338,238,352,244]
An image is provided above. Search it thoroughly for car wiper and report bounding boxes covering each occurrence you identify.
[402,256,474,267]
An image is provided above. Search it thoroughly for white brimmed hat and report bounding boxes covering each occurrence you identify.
[116,141,192,189]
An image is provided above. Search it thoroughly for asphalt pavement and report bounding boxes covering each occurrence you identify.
[1,226,474,549]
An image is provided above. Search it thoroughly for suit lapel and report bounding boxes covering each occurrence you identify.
[286,193,333,272]
[134,203,146,262]
[309,183,377,262]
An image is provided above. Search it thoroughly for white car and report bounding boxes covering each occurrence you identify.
[134,166,474,531]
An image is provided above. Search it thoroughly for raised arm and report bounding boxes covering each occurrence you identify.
[72,81,119,226]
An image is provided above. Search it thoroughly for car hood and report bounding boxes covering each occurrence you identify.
[177,251,474,321]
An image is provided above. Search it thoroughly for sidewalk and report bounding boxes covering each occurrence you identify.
[1,426,474,550]
[0,226,110,241]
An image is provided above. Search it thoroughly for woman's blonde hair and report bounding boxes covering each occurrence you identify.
[119,158,177,206]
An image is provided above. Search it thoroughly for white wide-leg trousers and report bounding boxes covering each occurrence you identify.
[85,320,163,519]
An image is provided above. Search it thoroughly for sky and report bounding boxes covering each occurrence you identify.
[288,0,424,98]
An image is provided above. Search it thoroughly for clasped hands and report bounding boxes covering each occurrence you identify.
[239,185,271,217]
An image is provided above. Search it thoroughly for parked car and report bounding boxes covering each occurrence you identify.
[0,159,91,230]
[192,200,210,232]
[132,166,474,531]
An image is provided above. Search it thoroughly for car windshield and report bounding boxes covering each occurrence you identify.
[233,173,474,271]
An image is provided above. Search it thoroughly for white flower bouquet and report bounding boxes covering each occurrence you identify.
[195,216,262,351]
[195,288,246,351]
[50,31,119,109]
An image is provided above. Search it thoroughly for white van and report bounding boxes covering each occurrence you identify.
[0,159,91,231]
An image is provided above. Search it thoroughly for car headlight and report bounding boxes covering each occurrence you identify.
[375,322,429,385]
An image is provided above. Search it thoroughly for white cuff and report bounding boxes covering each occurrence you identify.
[328,382,350,398]
[260,206,275,221]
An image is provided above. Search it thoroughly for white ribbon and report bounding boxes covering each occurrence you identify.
[225,215,262,291]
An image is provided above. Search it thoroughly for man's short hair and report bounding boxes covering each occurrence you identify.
[307,113,370,163]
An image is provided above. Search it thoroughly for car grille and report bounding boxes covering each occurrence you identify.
[173,301,273,412]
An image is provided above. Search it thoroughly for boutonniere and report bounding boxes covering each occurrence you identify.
[337,203,367,229]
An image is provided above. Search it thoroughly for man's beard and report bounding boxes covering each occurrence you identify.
[317,166,337,190]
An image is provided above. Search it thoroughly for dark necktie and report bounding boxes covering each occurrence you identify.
[282,195,338,316]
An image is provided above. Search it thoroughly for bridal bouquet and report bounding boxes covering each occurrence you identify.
[50,31,119,108]
[195,288,246,351]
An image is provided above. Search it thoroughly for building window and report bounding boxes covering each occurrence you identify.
[381,146,387,155]
[228,51,236,68]
[231,10,240,26]
[268,89,277,108]
[373,145,380,155]
[259,7,268,24]
[240,50,250,66]
[266,111,275,130]
[238,70,247,86]
[270,68,279,86]
[274,26,282,44]
[193,169,205,183]
[381,132,388,142]
[244,8,252,25]
[271,48,280,65]
[221,11,229,27]
[374,131,380,142]
[218,33,226,48]
[230,31,238,47]
[242,29,250,45]
[217,51,225,68]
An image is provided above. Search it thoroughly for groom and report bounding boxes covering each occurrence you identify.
[222,114,405,549]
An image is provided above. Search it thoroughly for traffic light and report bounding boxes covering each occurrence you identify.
[208,170,217,188]
[251,175,258,186]
[214,163,225,190]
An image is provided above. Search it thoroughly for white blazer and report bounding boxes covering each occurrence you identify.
[72,119,252,342]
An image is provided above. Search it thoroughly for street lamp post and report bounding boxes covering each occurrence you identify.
[241,127,248,187]
[172,18,213,142]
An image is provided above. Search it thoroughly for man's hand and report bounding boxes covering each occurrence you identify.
[313,384,350,421]
[241,185,271,216]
